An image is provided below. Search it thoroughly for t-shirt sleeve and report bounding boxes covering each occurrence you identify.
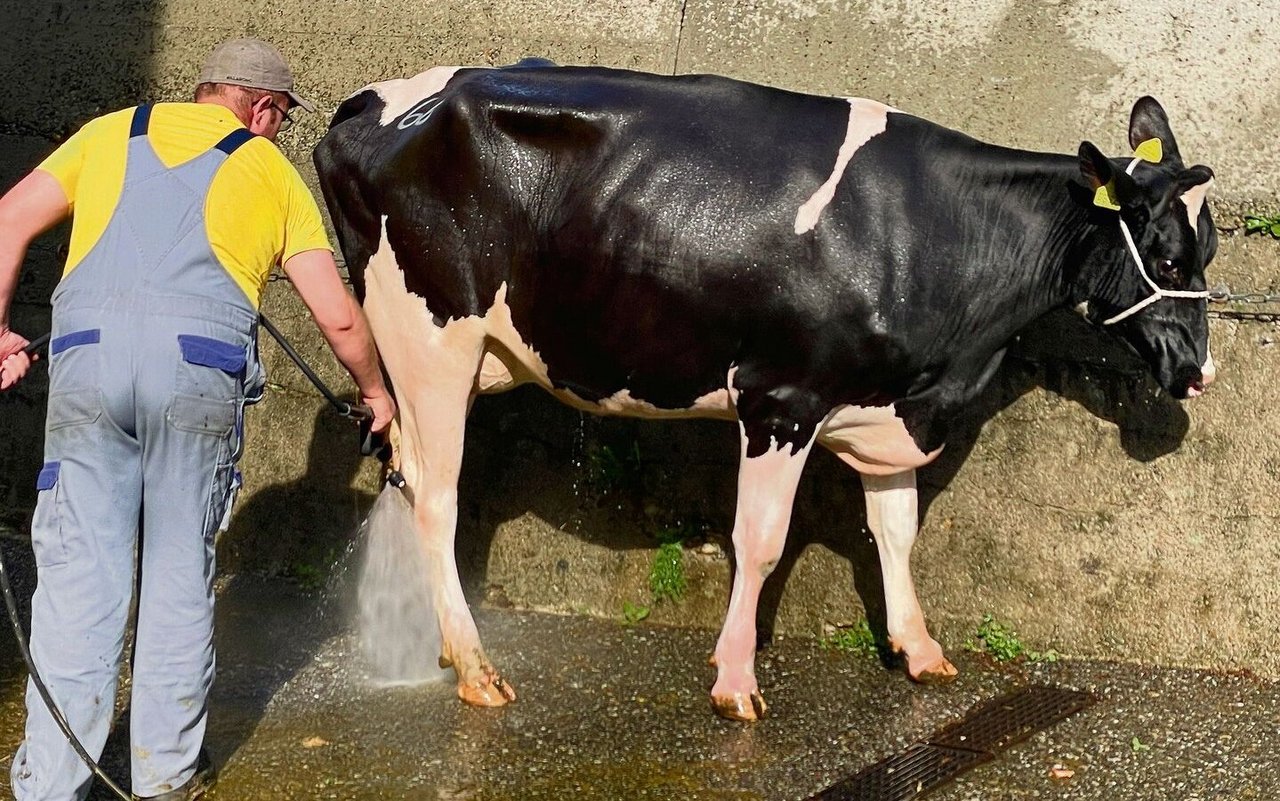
[279,159,333,264]
[34,119,96,210]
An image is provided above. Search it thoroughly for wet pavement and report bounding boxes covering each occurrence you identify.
[1,538,1278,800]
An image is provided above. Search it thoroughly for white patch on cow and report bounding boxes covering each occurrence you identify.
[817,403,943,476]
[1180,178,1213,234]
[365,66,469,127]
[794,98,894,235]
[363,218,488,469]
[362,218,496,692]
[476,352,515,392]
[591,387,733,419]
[862,471,921,640]
[733,431,813,570]
[1074,300,1090,318]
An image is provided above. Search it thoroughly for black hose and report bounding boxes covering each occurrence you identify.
[258,314,358,417]
[258,314,385,456]
[23,333,49,355]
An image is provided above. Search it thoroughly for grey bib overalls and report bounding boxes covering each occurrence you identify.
[13,104,264,800]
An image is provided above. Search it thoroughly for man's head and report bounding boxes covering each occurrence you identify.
[194,38,315,140]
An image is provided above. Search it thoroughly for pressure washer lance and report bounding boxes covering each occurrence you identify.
[0,320,388,796]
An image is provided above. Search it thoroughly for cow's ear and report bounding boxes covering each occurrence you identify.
[1174,165,1214,194]
[1080,141,1137,211]
[1079,141,1112,190]
[1174,164,1214,222]
[1129,96,1182,164]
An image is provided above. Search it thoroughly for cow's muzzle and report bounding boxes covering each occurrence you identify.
[1185,354,1216,398]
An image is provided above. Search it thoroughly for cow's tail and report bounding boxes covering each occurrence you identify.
[313,92,384,302]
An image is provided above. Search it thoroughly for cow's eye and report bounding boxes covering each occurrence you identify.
[1156,258,1179,284]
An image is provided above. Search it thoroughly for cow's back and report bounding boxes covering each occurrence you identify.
[316,65,943,412]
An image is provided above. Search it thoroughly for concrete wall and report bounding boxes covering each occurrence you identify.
[4,1,1280,673]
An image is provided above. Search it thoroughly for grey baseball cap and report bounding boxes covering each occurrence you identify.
[197,38,316,113]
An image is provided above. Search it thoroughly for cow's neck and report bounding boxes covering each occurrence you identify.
[889,149,1105,443]
[951,150,1100,340]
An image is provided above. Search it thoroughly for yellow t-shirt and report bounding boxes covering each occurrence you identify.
[37,103,331,308]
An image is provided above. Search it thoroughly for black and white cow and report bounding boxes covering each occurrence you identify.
[315,62,1217,721]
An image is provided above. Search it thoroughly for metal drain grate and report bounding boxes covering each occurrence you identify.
[809,686,1094,801]
[929,686,1093,753]
[811,744,992,801]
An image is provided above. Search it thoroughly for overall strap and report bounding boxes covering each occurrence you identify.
[212,128,256,156]
[129,104,153,138]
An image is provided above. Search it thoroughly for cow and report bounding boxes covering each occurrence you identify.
[314,61,1217,721]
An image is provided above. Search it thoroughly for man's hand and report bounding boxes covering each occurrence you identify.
[361,387,396,434]
[0,328,34,390]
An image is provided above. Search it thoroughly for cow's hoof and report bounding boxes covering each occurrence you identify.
[711,691,768,722]
[458,673,517,707]
[908,657,958,685]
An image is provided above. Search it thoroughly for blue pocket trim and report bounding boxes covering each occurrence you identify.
[36,461,60,491]
[51,329,101,355]
[178,335,246,374]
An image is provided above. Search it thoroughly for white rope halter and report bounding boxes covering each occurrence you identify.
[1101,156,1210,325]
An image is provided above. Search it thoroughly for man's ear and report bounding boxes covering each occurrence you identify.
[250,94,273,116]
[246,94,277,137]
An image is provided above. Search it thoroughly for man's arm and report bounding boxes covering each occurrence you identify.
[0,170,70,390]
[282,248,395,432]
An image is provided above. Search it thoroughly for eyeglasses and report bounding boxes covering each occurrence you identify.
[269,102,294,131]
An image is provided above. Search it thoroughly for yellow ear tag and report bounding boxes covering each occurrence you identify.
[1093,180,1121,211]
[1133,138,1162,164]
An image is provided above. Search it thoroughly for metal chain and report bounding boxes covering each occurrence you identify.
[1206,285,1280,323]
[1208,288,1280,305]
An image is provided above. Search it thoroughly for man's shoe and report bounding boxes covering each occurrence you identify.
[134,749,216,800]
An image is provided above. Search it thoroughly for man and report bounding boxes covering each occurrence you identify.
[0,38,395,800]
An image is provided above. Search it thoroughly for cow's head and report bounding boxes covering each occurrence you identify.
[1076,96,1216,399]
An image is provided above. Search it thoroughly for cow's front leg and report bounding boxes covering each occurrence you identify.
[711,426,815,721]
[394,335,517,708]
[861,471,956,684]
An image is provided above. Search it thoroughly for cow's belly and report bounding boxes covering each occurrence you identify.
[477,335,736,421]
[818,404,943,475]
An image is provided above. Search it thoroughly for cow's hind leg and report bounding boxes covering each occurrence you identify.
[710,428,815,721]
[394,331,516,707]
[861,471,956,683]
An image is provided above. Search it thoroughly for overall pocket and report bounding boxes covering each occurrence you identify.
[47,328,101,394]
[45,387,104,433]
[31,461,69,567]
[169,333,246,436]
[175,333,247,401]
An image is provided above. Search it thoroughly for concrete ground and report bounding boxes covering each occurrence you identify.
[0,535,1276,801]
